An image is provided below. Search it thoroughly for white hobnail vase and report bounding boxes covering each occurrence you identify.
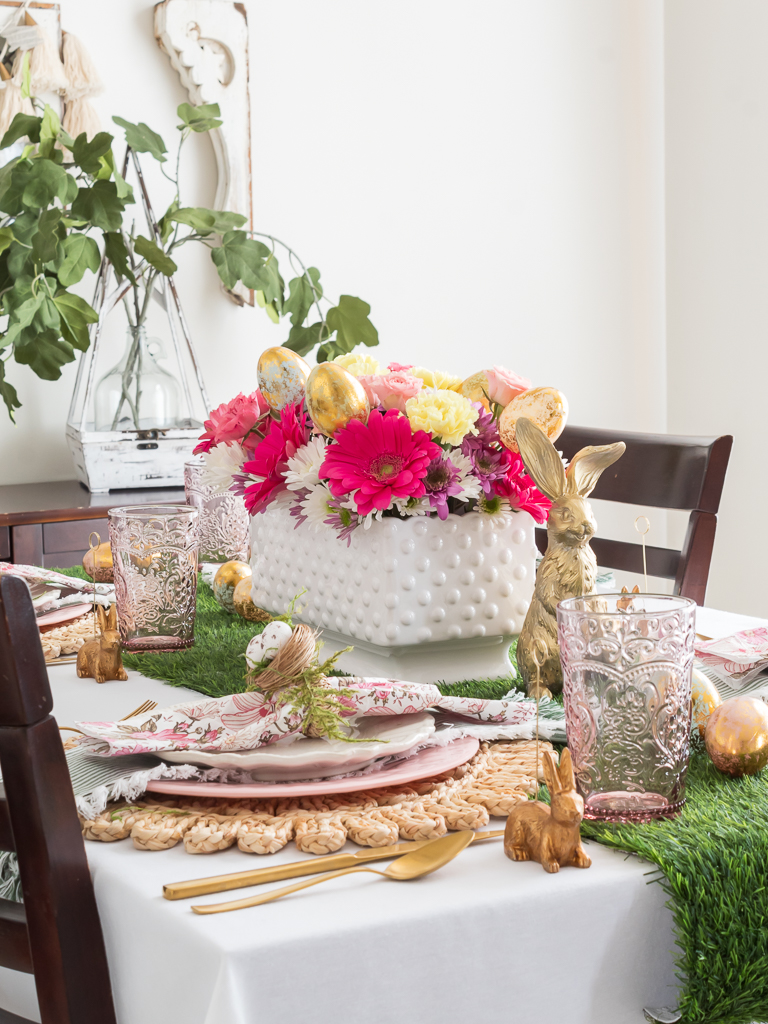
[249,506,537,684]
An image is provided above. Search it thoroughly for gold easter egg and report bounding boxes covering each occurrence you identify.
[692,667,722,738]
[705,696,768,777]
[213,560,252,614]
[459,371,491,412]
[257,346,310,411]
[305,362,370,437]
[82,541,114,583]
[499,386,569,453]
[232,577,272,623]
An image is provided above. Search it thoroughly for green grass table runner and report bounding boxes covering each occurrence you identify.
[57,569,768,1022]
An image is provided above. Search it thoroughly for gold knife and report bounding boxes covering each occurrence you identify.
[163,829,505,900]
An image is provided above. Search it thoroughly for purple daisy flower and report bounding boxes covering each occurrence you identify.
[423,453,465,520]
[461,403,511,495]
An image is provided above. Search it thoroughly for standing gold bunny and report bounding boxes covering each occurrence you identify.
[515,417,625,696]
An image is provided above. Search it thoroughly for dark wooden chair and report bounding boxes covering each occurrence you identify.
[535,426,733,607]
[0,574,117,1024]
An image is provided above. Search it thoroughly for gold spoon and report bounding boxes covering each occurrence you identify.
[192,829,476,915]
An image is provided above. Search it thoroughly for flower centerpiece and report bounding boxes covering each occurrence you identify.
[196,350,565,683]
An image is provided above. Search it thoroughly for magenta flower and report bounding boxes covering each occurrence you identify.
[240,405,310,515]
[320,408,440,516]
[423,453,465,520]
[494,451,552,524]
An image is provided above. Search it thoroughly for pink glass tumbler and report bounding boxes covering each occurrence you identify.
[109,504,199,652]
[557,593,696,822]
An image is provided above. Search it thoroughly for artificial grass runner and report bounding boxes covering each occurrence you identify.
[57,568,768,1022]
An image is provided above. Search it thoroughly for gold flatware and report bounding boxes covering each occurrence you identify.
[165,828,505,901]
[191,830,477,914]
[120,699,158,721]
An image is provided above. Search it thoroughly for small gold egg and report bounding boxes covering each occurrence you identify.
[458,371,492,412]
[705,696,768,776]
[499,386,569,453]
[691,667,722,738]
[232,577,272,623]
[305,362,370,437]
[257,346,311,411]
[213,560,253,613]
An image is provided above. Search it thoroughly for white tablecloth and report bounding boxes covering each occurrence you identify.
[1,604,758,1024]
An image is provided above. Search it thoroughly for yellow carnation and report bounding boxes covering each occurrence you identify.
[411,367,464,391]
[405,390,479,446]
[331,353,382,376]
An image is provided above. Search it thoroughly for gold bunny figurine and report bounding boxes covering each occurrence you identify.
[504,748,591,873]
[515,417,625,696]
[76,604,128,684]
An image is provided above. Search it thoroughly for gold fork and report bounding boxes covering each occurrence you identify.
[59,698,158,738]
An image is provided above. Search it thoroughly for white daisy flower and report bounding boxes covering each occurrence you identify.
[285,436,329,492]
[449,450,483,502]
[201,442,246,491]
[300,482,338,531]
[477,493,514,526]
[393,496,430,516]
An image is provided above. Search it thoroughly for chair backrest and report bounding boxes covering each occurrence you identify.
[534,425,733,606]
[0,574,116,1024]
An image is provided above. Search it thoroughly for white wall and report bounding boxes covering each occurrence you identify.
[665,0,767,615]
[0,0,666,485]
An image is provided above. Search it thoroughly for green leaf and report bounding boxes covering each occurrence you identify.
[283,268,322,328]
[32,208,64,263]
[71,180,129,232]
[52,292,98,351]
[255,254,284,311]
[168,207,247,236]
[0,361,21,421]
[102,231,135,284]
[325,295,378,354]
[210,231,270,290]
[55,232,100,286]
[39,105,60,143]
[0,114,41,149]
[284,321,326,357]
[113,169,133,201]
[0,227,14,257]
[10,159,69,208]
[3,293,44,348]
[71,132,114,175]
[0,157,18,209]
[177,102,223,133]
[158,199,180,244]
[134,235,177,276]
[112,116,167,163]
[15,329,74,380]
[19,51,30,100]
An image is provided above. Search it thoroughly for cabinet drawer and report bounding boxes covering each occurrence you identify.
[0,527,9,561]
[43,518,109,556]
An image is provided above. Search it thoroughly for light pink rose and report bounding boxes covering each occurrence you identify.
[194,391,270,453]
[357,372,423,413]
[387,361,414,373]
[485,366,531,406]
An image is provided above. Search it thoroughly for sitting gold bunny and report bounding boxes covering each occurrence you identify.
[504,748,591,873]
[515,416,625,696]
[76,604,128,684]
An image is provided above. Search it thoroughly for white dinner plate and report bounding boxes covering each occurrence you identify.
[160,711,436,780]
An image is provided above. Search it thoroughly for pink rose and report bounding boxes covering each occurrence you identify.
[357,372,423,413]
[485,366,531,406]
[387,361,414,373]
[194,391,270,454]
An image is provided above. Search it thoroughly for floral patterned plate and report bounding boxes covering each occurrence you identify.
[147,736,480,797]
[159,711,436,780]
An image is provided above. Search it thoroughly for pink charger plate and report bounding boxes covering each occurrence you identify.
[146,736,480,799]
[37,603,93,629]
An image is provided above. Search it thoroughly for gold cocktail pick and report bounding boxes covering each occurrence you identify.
[532,638,547,789]
[634,516,650,594]
[87,531,101,627]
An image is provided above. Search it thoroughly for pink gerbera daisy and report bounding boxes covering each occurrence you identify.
[321,408,441,516]
[493,451,552,524]
[239,405,310,515]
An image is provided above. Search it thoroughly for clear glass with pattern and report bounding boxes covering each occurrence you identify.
[557,593,696,822]
[109,505,199,652]
[183,459,249,564]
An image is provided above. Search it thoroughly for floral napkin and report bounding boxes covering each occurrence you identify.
[76,678,544,757]
[695,627,768,687]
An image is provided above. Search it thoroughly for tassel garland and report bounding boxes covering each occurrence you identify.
[62,97,100,141]
[0,69,34,138]
[61,31,102,100]
[12,21,68,95]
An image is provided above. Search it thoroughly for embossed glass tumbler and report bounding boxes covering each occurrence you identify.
[557,594,696,822]
[108,505,199,652]
[183,458,249,563]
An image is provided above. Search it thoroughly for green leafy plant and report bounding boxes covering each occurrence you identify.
[0,98,379,422]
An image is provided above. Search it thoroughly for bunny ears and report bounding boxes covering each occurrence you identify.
[515,417,625,502]
[542,747,576,794]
